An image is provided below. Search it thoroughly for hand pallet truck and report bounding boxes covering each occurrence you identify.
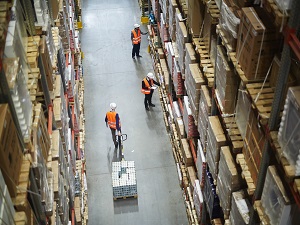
[112,134,138,200]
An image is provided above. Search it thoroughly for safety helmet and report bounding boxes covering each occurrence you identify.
[147,72,154,79]
[134,24,140,28]
[110,102,117,110]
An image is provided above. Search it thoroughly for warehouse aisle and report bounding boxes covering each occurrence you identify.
[81,0,188,224]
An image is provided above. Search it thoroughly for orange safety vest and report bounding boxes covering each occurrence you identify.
[106,111,121,129]
[141,78,153,94]
[132,29,141,44]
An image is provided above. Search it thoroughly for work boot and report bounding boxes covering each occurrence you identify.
[149,103,155,107]
[114,141,118,148]
[145,107,150,111]
[137,55,142,58]
[132,56,135,59]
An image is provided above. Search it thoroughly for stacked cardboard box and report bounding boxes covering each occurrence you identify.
[215,45,238,114]
[183,96,199,139]
[0,104,23,197]
[185,63,205,120]
[197,85,211,150]
[168,0,178,41]
[217,146,241,218]
[236,7,280,80]
[181,138,193,167]
[173,58,184,96]
[176,14,188,76]
[206,116,227,181]
[159,13,170,43]
[243,109,266,185]
[187,0,205,37]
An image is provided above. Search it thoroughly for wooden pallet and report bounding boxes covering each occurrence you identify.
[228,52,264,87]
[204,0,220,23]
[253,200,271,225]
[246,82,275,125]
[264,0,289,29]
[270,131,297,182]
[236,153,255,195]
[216,24,233,53]
[223,117,243,154]
[113,194,138,201]
[192,38,214,87]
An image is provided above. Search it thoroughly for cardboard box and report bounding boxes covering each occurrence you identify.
[236,7,281,80]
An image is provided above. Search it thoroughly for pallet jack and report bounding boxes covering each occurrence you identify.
[112,134,138,200]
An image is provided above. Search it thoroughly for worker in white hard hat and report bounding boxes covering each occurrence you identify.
[105,103,121,148]
[141,72,160,110]
[131,23,148,59]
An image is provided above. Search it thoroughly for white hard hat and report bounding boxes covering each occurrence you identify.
[147,72,154,79]
[134,24,140,28]
[110,102,117,110]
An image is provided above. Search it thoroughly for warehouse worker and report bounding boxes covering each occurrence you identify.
[105,103,121,148]
[131,24,148,59]
[141,72,160,111]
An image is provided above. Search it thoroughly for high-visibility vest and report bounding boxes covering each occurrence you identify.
[132,29,141,44]
[141,78,153,94]
[106,111,121,129]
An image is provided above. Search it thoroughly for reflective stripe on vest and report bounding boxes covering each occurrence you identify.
[141,78,153,94]
[132,29,141,44]
[106,111,121,129]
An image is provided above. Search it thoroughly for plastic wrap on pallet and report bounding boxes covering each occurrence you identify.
[45,23,57,67]
[274,0,292,11]
[74,170,81,197]
[278,86,300,175]
[230,190,250,225]
[168,1,178,40]
[261,166,291,225]
[166,42,175,74]
[198,86,211,150]
[68,165,75,202]
[68,128,76,170]
[160,0,169,24]
[172,101,182,118]
[235,88,251,139]
[0,170,16,225]
[34,0,49,26]
[193,179,204,221]
[175,16,188,76]
[206,116,226,180]
[217,146,241,218]
[45,171,54,215]
[173,59,184,96]
[196,139,206,187]
[185,63,205,120]
[160,13,169,42]
[215,45,238,114]
[203,170,223,219]
[3,58,32,141]
[5,1,29,78]
[220,1,240,51]
[183,96,199,139]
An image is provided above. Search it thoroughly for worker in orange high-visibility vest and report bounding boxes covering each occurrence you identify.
[131,24,147,59]
[105,103,121,148]
[141,73,160,111]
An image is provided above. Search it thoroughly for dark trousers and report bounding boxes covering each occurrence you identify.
[110,128,116,144]
[132,43,141,57]
[144,93,153,108]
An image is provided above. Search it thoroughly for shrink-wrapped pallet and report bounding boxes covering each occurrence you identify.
[261,166,291,225]
[185,63,205,120]
[230,190,251,225]
[197,85,211,150]
[278,86,300,176]
[176,13,188,76]
[206,116,226,180]
[183,96,199,139]
[217,146,241,218]
[196,139,206,187]
[193,179,204,221]
[215,45,238,114]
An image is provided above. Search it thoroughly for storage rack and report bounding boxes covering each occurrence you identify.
[0,0,88,224]
[147,0,300,224]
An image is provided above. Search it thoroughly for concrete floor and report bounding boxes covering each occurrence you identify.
[81,0,188,224]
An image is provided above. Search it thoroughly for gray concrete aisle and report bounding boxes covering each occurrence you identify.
[81,0,188,224]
